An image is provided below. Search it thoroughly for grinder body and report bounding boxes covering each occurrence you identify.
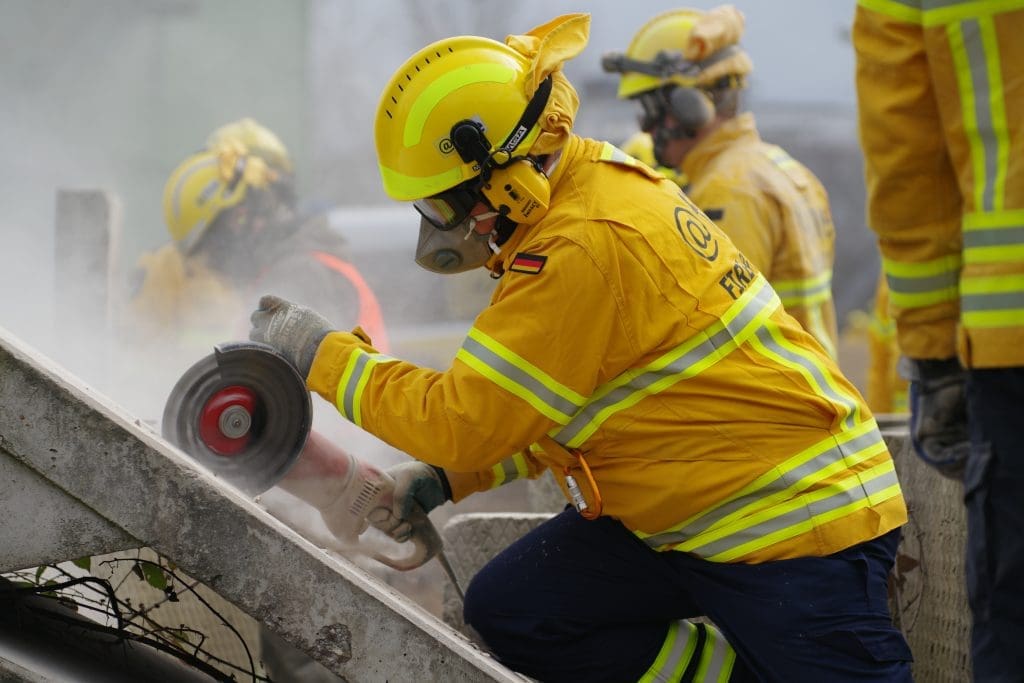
[162,342,440,570]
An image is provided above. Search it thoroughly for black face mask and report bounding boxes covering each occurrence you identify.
[636,86,715,167]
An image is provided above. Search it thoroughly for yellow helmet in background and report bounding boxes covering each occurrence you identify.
[206,118,293,174]
[606,6,753,99]
[162,146,277,252]
[374,35,543,202]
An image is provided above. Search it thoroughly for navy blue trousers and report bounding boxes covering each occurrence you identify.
[966,367,1024,682]
[464,508,912,683]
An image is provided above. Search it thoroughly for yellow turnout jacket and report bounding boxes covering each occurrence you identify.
[854,0,1024,368]
[308,135,906,564]
[678,113,839,358]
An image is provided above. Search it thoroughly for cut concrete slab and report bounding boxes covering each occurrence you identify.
[0,325,526,682]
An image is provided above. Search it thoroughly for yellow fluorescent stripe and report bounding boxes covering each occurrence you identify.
[569,333,738,447]
[703,461,901,562]
[351,358,379,427]
[772,269,832,291]
[754,320,860,424]
[695,629,716,681]
[467,327,587,405]
[889,288,959,308]
[980,16,1009,212]
[405,62,514,146]
[948,22,987,213]
[680,443,891,550]
[964,243,1024,264]
[962,309,1024,328]
[961,274,1024,294]
[883,254,960,277]
[335,352,362,421]
[455,349,571,424]
[857,0,922,23]
[719,649,737,683]
[566,285,775,447]
[859,0,1024,26]
[923,1,1024,28]
[514,453,529,480]
[672,630,699,681]
[490,462,507,488]
[638,621,678,683]
[642,419,880,540]
[709,484,904,562]
[964,209,1024,228]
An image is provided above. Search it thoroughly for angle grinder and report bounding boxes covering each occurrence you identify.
[161,342,458,584]
[162,341,311,497]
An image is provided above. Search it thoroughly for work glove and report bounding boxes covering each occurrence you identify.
[249,294,335,378]
[370,461,451,543]
[900,356,970,480]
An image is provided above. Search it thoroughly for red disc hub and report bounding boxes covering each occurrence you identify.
[198,385,257,456]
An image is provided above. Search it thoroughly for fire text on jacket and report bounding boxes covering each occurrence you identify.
[719,253,756,300]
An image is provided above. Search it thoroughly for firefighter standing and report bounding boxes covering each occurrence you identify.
[854,2,1024,679]
[603,6,840,359]
[250,13,911,682]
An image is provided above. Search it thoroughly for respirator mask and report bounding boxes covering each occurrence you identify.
[412,181,499,274]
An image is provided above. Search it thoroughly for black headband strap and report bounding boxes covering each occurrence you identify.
[451,74,555,167]
[494,74,553,158]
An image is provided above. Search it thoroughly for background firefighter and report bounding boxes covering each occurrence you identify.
[122,119,388,417]
[602,6,841,360]
[853,1,1024,679]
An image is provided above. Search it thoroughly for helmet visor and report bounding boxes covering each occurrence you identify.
[413,182,480,231]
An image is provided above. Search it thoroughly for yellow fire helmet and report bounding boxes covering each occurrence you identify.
[607,6,753,99]
[162,146,277,252]
[374,35,545,202]
[206,118,293,174]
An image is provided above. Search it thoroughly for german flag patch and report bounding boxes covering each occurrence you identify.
[509,252,547,275]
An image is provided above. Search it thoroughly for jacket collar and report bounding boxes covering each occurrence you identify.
[485,135,583,275]
[681,112,760,179]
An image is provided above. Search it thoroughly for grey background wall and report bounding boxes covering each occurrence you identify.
[0,0,877,371]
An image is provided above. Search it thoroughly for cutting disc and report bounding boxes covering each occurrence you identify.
[161,341,312,496]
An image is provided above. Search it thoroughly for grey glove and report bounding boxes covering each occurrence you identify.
[249,294,335,378]
[900,356,970,480]
[370,461,451,543]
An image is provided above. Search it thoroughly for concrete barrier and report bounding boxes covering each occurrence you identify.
[0,325,527,682]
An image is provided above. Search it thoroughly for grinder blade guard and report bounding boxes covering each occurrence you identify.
[162,341,312,496]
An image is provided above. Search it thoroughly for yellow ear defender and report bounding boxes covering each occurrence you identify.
[449,76,554,225]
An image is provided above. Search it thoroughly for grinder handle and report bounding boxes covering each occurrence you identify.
[368,503,443,571]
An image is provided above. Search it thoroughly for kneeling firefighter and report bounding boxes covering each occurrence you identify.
[248,13,912,682]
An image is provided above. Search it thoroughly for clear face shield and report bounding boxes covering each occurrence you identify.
[412,182,499,274]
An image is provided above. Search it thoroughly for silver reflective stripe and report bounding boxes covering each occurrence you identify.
[641,621,737,683]
[962,291,1024,312]
[456,330,584,425]
[553,277,778,448]
[641,424,885,551]
[641,620,696,683]
[750,322,861,431]
[336,349,398,425]
[686,462,900,562]
[959,18,999,211]
[696,626,736,682]
[490,453,527,488]
[964,225,1024,249]
[773,271,833,307]
[886,268,959,294]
